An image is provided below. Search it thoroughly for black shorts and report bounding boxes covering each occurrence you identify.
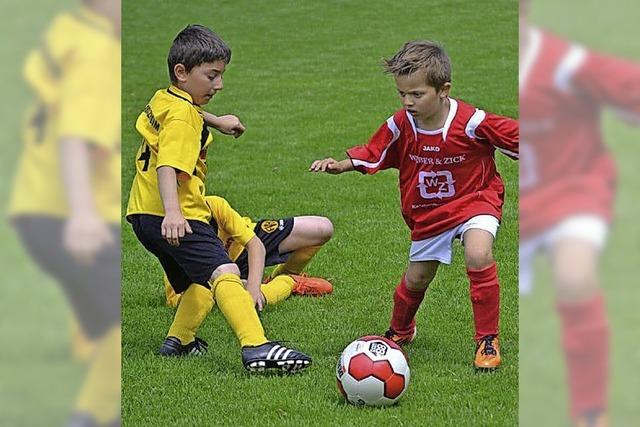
[12,215,120,339]
[234,218,294,279]
[128,214,232,293]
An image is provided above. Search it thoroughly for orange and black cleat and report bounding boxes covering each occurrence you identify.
[474,334,501,370]
[290,273,333,296]
[384,327,417,346]
[574,410,608,427]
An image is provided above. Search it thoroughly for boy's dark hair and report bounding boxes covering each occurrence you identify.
[168,25,231,82]
[383,40,451,90]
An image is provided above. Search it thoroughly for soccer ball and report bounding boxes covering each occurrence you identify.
[336,335,410,406]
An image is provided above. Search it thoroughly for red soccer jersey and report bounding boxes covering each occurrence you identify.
[520,28,640,238]
[346,99,518,241]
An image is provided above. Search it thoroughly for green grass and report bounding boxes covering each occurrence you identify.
[520,1,640,426]
[122,1,519,425]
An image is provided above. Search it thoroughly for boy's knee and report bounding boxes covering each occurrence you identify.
[317,217,334,243]
[405,270,433,290]
[465,247,494,270]
[554,268,599,300]
[210,263,241,283]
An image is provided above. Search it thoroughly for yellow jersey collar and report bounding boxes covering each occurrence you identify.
[167,85,197,106]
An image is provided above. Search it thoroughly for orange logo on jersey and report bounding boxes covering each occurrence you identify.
[261,220,279,233]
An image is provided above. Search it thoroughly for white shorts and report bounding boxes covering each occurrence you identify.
[409,215,500,264]
[519,214,608,295]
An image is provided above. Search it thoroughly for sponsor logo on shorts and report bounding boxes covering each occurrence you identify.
[261,220,279,233]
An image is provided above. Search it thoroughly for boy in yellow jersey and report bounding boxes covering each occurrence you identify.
[163,196,334,308]
[8,0,121,425]
[126,25,312,372]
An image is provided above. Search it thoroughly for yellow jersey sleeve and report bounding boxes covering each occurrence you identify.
[156,118,200,175]
[207,196,256,247]
[57,47,120,150]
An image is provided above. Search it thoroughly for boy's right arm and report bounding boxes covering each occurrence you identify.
[157,166,192,246]
[201,111,246,138]
[309,158,354,174]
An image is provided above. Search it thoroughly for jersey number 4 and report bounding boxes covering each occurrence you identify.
[138,142,151,172]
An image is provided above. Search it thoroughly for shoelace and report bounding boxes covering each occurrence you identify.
[480,335,497,356]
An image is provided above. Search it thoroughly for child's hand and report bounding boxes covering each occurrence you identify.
[248,287,266,312]
[64,212,114,264]
[209,114,246,138]
[309,158,345,174]
[161,211,193,246]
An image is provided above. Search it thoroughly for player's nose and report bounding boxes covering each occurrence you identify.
[213,76,223,91]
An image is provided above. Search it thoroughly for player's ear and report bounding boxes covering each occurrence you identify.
[439,82,451,99]
[174,63,188,82]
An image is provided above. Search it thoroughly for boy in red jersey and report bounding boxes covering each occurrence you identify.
[311,41,518,370]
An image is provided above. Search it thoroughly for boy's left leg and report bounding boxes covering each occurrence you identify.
[265,216,334,296]
[165,215,334,308]
[463,227,501,370]
[164,274,183,308]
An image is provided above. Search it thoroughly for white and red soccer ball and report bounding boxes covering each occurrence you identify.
[336,335,410,406]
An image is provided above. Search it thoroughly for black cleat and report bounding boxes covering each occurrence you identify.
[241,341,312,373]
[159,336,208,357]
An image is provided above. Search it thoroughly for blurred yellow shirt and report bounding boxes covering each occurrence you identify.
[206,196,256,261]
[126,85,214,223]
[8,7,121,223]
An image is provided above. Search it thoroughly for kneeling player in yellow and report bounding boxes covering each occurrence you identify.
[164,196,334,309]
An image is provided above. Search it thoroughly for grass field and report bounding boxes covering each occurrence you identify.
[122,1,519,425]
[520,1,640,426]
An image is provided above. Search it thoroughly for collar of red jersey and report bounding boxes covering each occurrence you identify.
[405,97,458,142]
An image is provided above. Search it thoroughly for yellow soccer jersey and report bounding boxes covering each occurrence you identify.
[125,85,214,223]
[206,196,256,261]
[8,7,121,223]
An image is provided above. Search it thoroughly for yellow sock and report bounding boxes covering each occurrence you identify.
[212,273,268,347]
[69,313,96,363]
[167,284,213,344]
[164,274,182,308]
[270,245,323,278]
[261,275,295,305]
[75,325,121,425]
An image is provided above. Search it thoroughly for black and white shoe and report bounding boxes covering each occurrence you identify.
[241,341,312,373]
[159,336,208,357]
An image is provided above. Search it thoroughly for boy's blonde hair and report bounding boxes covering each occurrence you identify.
[383,40,451,90]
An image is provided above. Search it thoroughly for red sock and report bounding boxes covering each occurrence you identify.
[557,293,609,420]
[389,275,426,335]
[468,262,500,341]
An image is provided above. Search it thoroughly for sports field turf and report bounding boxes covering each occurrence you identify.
[122,1,519,425]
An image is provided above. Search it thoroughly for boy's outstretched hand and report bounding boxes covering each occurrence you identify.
[205,113,246,138]
[309,158,354,174]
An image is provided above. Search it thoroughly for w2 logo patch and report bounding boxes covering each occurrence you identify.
[417,170,456,199]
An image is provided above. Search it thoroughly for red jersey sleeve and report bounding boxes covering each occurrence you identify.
[469,111,519,160]
[346,114,402,174]
[574,49,640,121]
